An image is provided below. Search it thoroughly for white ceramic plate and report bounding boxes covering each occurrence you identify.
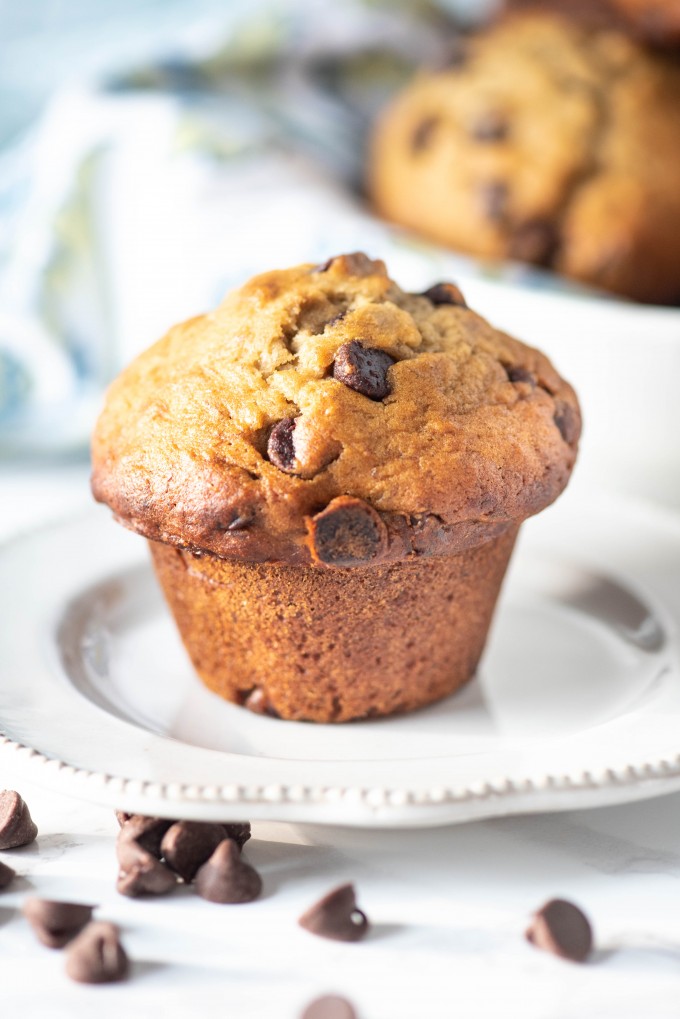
[1,486,680,828]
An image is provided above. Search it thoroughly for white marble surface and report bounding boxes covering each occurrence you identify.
[3,463,680,1019]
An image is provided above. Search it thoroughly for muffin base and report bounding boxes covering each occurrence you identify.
[149,527,519,724]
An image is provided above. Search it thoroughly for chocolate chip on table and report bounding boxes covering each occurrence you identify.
[268,416,299,472]
[160,822,228,883]
[480,180,509,222]
[22,899,93,949]
[65,922,129,984]
[507,365,536,385]
[411,115,440,153]
[195,838,262,904]
[554,400,580,445]
[332,341,394,401]
[307,496,388,568]
[222,822,252,851]
[116,827,177,897]
[301,995,358,1019]
[298,883,369,942]
[421,282,467,308]
[0,860,16,889]
[471,109,509,142]
[0,790,38,850]
[116,814,173,858]
[526,898,593,962]
[509,220,559,265]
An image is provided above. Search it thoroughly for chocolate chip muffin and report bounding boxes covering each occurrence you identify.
[505,0,680,49]
[368,12,680,304]
[92,253,580,722]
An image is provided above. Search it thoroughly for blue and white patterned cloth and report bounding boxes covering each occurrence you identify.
[0,0,576,455]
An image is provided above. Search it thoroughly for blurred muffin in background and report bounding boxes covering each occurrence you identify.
[368,12,680,304]
[504,0,680,49]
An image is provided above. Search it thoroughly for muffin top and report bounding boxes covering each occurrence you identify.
[92,253,580,567]
[369,12,680,303]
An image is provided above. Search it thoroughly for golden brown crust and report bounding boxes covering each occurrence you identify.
[369,13,680,303]
[149,526,518,722]
[92,253,579,565]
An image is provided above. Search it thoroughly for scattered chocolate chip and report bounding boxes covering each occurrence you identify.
[307,496,388,568]
[411,115,440,153]
[222,822,252,851]
[421,282,467,308]
[471,110,509,142]
[0,790,38,850]
[195,839,262,904]
[161,822,228,883]
[117,815,173,859]
[507,365,536,385]
[299,883,369,942]
[526,899,593,962]
[480,180,509,222]
[22,899,94,949]
[243,687,280,718]
[65,922,129,984]
[116,828,177,897]
[509,220,559,266]
[0,860,16,889]
[554,401,580,445]
[268,416,299,472]
[332,341,394,401]
[301,996,358,1019]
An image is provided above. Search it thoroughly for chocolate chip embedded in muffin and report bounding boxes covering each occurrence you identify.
[480,180,509,222]
[332,341,394,401]
[509,220,559,265]
[554,400,581,445]
[299,884,369,942]
[307,496,388,569]
[411,115,441,153]
[471,109,509,142]
[243,687,280,717]
[421,282,467,307]
[526,898,593,962]
[267,417,299,472]
[506,365,536,385]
